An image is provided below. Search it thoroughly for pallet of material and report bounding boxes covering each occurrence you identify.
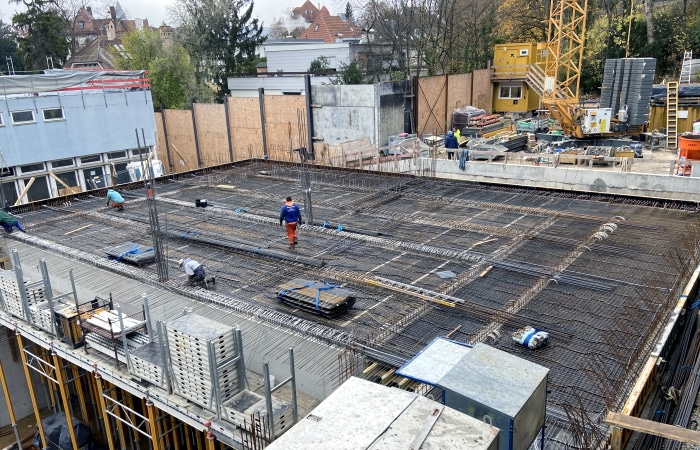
[83,310,146,338]
[223,390,294,438]
[277,278,356,318]
[105,242,155,266]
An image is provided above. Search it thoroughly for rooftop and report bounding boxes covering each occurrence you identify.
[9,160,699,447]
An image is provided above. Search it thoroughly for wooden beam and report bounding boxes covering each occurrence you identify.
[14,177,35,206]
[607,411,700,445]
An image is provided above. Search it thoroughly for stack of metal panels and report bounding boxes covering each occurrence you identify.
[599,58,656,126]
[0,269,45,319]
[223,390,293,437]
[277,279,356,318]
[166,314,240,410]
[85,331,150,363]
[29,297,76,334]
[129,341,166,388]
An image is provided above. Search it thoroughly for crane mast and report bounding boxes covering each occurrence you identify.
[542,0,589,138]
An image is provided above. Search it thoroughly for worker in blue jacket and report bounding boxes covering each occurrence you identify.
[106,188,124,211]
[279,196,302,246]
[445,130,458,160]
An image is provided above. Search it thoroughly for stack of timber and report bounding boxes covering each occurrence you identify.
[165,314,241,410]
[223,390,294,438]
[0,269,45,319]
[277,278,356,318]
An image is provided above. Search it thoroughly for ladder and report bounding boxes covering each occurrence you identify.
[680,51,693,84]
[666,81,679,150]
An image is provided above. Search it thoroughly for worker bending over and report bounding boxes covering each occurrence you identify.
[0,208,24,233]
[106,188,125,211]
[279,196,303,246]
[178,258,215,287]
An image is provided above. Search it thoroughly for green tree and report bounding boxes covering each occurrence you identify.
[309,56,330,73]
[345,2,354,23]
[329,60,364,84]
[169,0,265,102]
[0,19,23,74]
[12,4,69,70]
[111,29,212,108]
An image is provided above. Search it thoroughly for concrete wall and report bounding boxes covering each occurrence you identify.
[0,91,156,167]
[313,84,376,146]
[377,81,410,146]
[382,158,700,202]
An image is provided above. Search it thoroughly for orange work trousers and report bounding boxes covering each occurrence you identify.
[285,222,298,244]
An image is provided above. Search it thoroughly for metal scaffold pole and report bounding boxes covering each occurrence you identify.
[136,128,168,281]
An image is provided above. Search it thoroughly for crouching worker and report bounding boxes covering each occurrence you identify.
[106,188,124,211]
[0,208,24,233]
[178,258,215,287]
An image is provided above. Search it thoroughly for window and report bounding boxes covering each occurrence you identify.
[132,148,150,157]
[42,108,64,121]
[80,155,101,164]
[78,21,84,28]
[0,114,4,127]
[20,163,45,174]
[51,159,74,168]
[314,24,319,31]
[11,110,35,124]
[499,84,522,99]
[108,151,127,159]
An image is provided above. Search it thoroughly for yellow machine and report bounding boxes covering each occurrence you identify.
[540,0,645,138]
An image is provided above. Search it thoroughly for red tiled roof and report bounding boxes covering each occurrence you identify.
[298,15,362,43]
[292,0,321,22]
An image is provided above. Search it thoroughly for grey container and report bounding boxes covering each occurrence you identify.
[438,343,549,450]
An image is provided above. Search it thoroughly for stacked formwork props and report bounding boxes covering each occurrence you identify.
[599,58,656,126]
[0,269,45,320]
[164,313,244,416]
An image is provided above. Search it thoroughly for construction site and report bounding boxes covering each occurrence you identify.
[0,157,696,449]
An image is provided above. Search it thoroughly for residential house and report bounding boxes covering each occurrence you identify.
[297,14,362,43]
[64,5,153,70]
[491,42,547,114]
[291,0,330,23]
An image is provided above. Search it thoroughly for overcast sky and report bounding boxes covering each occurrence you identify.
[2,0,310,28]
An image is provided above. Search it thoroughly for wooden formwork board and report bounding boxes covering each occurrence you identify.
[164,110,198,173]
[154,112,172,174]
[473,69,494,114]
[447,73,473,128]
[417,75,448,136]
[194,103,231,167]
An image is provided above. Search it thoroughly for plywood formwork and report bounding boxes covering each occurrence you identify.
[417,75,448,136]
[194,103,231,167]
[446,73,473,128]
[163,110,198,173]
[473,69,494,113]
[230,97,263,161]
[154,112,172,174]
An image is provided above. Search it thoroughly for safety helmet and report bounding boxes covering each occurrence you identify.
[178,259,184,267]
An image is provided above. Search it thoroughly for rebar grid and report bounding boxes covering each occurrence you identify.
[16,163,700,449]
